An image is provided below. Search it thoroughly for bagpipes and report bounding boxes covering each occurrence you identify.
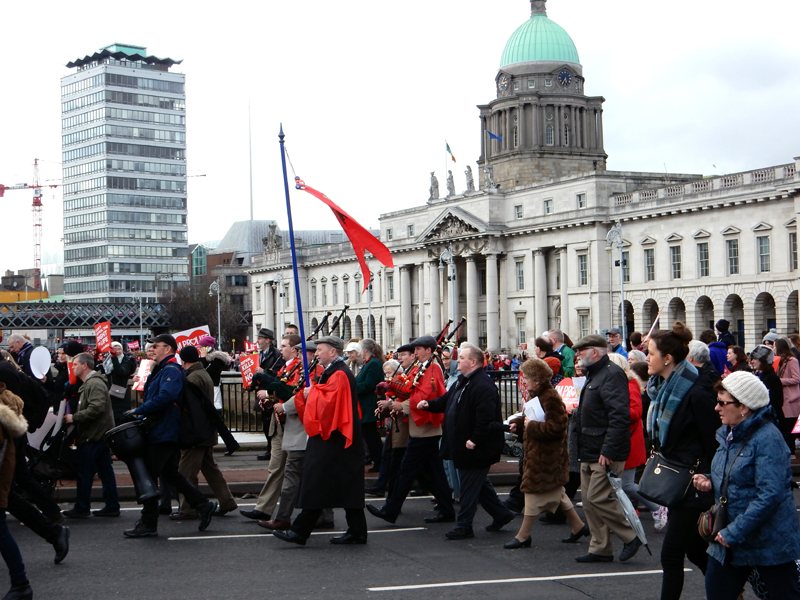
[307,311,333,340]
[328,305,349,336]
[431,317,466,371]
[292,356,320,394]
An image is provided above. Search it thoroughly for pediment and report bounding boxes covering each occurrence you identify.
[693,229,710,239]
[665,233,683,243]
[330,275,338,281]
[310,277,317,284]
[721,226,741,235]
[751,222,773,232]
[785,218,796,228]
[320,276,327,282]
[342,274,349,280]
[419,207,490,242]
[640,236,656,246]
[620,238,632,248]
[354,272,362,280]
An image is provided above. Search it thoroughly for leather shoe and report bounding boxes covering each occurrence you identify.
[258,519,290,531]
[2,583,32,600]
[408,489,428,497]
[240,509,271,521]
[445,527,474,540]
[562,524,591,544]
[575,553,613,563]
[213,507,236,517]
[366,504,397,524]
[169,512,196,521]
[197,500,217,532]
[503,536,532,549]
[330,533,367,545]
[53,526,70,564]
[62,508,90,519]
[256,452,271,461]
[619,537,642,562]
[424,512,455,524]
[364,486,386,497]
[91,507,120,517]
[273,529,305,545]
[485,512,516,532]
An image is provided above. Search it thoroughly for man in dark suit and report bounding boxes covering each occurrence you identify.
[253,328,284,460]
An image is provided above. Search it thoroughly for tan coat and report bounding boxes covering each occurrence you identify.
[0,390,28,508]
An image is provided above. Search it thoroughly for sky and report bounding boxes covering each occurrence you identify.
[1,0,798,276]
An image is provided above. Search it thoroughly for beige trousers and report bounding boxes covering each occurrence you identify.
[580,461,636,556]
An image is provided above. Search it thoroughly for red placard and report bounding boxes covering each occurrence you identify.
[94,321,111,352]
[239,354,258,388]
[67,360,77,385]
[244,341,257,353]
[555,378,579,414]
[174,325,211,351]
[128,340,140,351]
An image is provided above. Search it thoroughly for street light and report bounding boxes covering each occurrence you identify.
[272,272,285,333]
[605,221,627,346]
[134,288,143,351]
[209,277,222,350]
[440,247,456,324]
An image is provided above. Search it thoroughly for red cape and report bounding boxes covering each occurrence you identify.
[295,369,355,448]
[409,362,446,427]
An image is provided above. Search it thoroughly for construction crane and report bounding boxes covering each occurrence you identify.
[0,158,60,295]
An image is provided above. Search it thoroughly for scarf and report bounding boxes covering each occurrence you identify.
[103,355,115,375]
[646,359,698,447]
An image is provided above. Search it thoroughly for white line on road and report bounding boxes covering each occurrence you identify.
[167,527,426,541]
[367,568,692,591]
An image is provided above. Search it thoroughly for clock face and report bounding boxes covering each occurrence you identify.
[558,69,572,86]
[498,75,509,92]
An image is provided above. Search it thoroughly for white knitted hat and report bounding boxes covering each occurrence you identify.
[721,371,769,410]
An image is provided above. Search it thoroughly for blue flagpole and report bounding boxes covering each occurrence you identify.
[279,124,310,386]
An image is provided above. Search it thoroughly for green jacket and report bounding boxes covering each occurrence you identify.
[73,371,115,445]
[558,344,575,378]
[185,363,214,403]
[355,357,384,424]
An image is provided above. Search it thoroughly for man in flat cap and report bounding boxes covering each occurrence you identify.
[253,328,284,460]
[273,336,367,545]
[367,335,456,527]
[569,334,638,563]
[605,328,628,359]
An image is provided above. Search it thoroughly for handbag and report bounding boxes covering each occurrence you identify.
[638,451,698,507]
[109,384,128,400]
[697,421,764,542]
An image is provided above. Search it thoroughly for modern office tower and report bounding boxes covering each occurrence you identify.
[61,43,189,303]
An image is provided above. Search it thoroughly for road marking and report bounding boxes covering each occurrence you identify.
[167,527,426,541]
[367,568,692,591]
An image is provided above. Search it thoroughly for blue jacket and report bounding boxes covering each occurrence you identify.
[708,406,800,567]
[134,355,184,444]
[708,342,729,375]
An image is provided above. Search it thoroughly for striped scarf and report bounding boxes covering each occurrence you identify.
[646,360,698,448]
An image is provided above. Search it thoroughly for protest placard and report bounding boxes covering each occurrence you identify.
[239,354,258,387]
[94,321,111,352]
[174,326,211,350]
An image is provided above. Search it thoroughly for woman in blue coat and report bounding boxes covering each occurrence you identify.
[692,371,800,600]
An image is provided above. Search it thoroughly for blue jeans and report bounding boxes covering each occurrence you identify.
[456,466,513,531]
[0,510,27,587]
[75,440,120,512]
[706,555,800,600]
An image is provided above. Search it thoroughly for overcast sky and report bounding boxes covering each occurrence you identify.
[1,0,798,275]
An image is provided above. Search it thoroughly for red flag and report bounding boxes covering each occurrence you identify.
[295,178,393,292]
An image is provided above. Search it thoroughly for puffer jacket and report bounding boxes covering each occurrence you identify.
[0,390,28,508]
[708,406,800,567]
[133,355,184,444]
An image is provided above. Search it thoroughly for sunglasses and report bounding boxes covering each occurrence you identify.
[716,399,737,407]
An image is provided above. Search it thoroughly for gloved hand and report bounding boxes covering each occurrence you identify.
[375,381,390,395]
[120,409,138,423]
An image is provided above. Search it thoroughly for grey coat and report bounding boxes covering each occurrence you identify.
[281,395,308,452]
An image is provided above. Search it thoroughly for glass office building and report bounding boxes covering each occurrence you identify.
[61,43,189,302]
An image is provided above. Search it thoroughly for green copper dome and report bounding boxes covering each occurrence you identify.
[500,14,580,67]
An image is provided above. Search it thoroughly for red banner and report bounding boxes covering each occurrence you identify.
[94,321,111,352]
[240,354,258,387]
[555,378,579,414]
[128,340,140,350]
[244,341,257,353]
[174,325,211,351]
[67,360,77,385]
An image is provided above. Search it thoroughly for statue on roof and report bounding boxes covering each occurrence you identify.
[429,172,439,201]
[446,170,455,196]
[465,165,475,192]
[484,164,497,191]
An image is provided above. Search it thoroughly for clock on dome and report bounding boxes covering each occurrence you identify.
[558,69,572,87]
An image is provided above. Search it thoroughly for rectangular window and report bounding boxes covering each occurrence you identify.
[332,283,338,305]
[255,287,262,311]
[311,285,317,307]
[697,242,709,277]
[387,275,394,300]
[514,205,523,219]
[670,246,682,279]
[513,81,520,91]
[516,261,524,291]
[479,320,488,349]
[344,282,350,303]
[579,313,590,338]
[578,254,588,286]
[576,193,587,209]
[555,257,561,289]
[479,268,487,295]
[368,284,374,303]
[545,78,552,87]
[407,224,415,237]
[791,232,798,271]
[727,239,739,275]
[644,248,655,281]
[321,284,327,306]
[386,228,393,241]
[527,80,535,89]
[757,236,770,272]
[516,316,526,345]
[543,198,553,215]
[621,250,630,283]
[387,319,396,347]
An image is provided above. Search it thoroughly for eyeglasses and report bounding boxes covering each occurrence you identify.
[716,399,737,407]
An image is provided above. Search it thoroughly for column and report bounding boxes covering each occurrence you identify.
[466,255,479,344]
[531,104,539,148]
[486,253,500,352]
[480,115,487,160]
[417,264,425,335]
[400,265,412,344]
[534,249,548,335]
[597,109,604,149]
[518,104,526,148]
[557,246,569,334]
[264,281,275,333]
[499,256,509,350]
[429,260,441,335]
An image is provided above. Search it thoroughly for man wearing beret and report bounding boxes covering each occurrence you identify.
[570,334,639,563]
[253,328,284,461]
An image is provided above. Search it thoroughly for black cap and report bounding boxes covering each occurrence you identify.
[410,335,437,350]
[64,340,85,358]
[396,343,414,353]
[716,319,730,331]
[147,333,178,351]
[257,328,275,340]
[178,345,199,363]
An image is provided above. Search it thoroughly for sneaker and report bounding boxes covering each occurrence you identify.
[123,520,158,538]
[62,508,91,519]
[653,506,669,532]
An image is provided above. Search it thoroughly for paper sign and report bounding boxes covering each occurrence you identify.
[94,321,111,352]
[244,341,257,353]
[240,354,258,387]
[67,360,76,385]
[132,359,153,392]
[555,378,579,414]
[174,325,211,351]
[793,416,800,435]
[524,397,546,423]
[517,371,529,405]
[128,340,140,351]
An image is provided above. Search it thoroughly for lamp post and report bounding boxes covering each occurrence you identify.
[605,221,627,346]
[440,247,456,323]
[134,288,143,351]
[272,272,285,333]
[209,277,222,350]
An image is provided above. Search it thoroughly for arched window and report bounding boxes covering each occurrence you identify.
[513,127,518,147]
[545,125,554,146]
[563,125,570,146]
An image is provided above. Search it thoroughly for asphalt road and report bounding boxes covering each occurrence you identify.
[8,487,723,600]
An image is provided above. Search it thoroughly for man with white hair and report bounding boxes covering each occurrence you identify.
[548,330,575,377]
[6,334,34,379]
[570,334,639,563]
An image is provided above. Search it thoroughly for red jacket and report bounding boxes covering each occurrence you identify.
[625,378,647,470]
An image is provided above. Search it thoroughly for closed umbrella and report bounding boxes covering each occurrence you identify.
[606,470,652,555]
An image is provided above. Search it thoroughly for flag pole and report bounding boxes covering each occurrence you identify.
[279,124,310,386]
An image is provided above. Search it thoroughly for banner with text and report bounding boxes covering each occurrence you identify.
[94,321,112,352]
[132,359,153,392]
[127,340,140,351]
[239,354,258,388]
[174,325,211,351]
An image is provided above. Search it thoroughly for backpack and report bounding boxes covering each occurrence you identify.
[178,379,217,449]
